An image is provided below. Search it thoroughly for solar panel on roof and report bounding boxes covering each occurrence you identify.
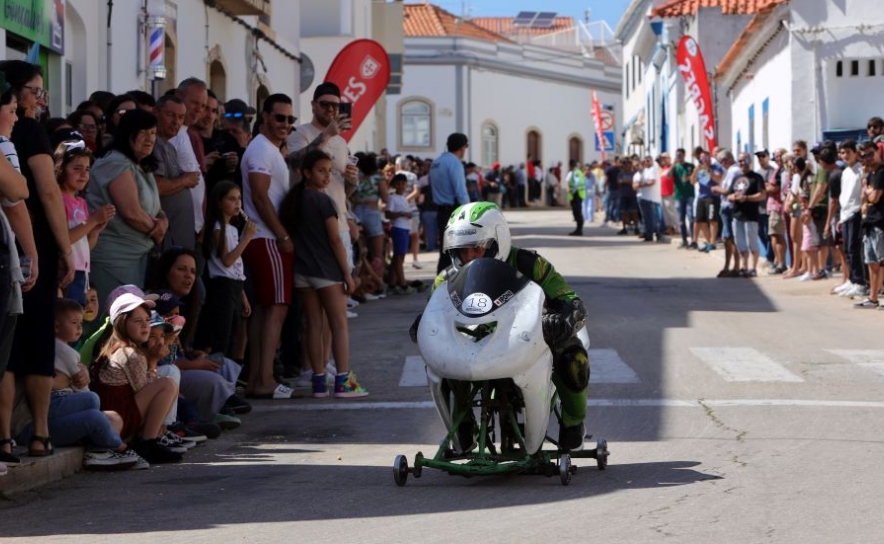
[533,11,557,28]
[513,11,538,27]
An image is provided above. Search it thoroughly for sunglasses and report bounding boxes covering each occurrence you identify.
[224,112,246,118]
[860,152,875,159]
[22,85,47,99]
[318,100,340,110]
[273,114,297,125]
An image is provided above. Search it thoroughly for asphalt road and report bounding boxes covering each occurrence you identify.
[3,209,883,543]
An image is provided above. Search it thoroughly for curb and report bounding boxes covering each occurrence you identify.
[0,446,83,496]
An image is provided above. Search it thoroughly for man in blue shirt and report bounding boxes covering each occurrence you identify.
[431,132,471,272]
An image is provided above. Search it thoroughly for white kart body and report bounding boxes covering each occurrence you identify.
[417,261,589,454]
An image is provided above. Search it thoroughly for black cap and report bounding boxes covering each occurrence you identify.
[810,142,823,154]
[754,149,769,157]
[313,82,341,101]
[446,132,468,152]
[223,98,256,117]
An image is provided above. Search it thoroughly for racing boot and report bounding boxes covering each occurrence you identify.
[559,422,586,452]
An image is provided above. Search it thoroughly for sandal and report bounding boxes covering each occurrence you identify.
[28,435,54,457]
[0,438,21,466]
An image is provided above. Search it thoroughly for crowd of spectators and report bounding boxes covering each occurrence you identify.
[589,125,884,305]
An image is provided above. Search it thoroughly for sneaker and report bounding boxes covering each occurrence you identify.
[616,228,628,235]
[832,281,852,294]
[223,395,252,415]
[212,413,242,430]
[363,292,381,301]
[677,241,689,249]
[840,284,865,298]
[813,270,828,281]
[126,451,150,470]
[772,265,787,275]
[334,371,369,398]
[558,422,586,452]
[183,421,222,440]
[346,310,358,318]
[160,431,194,452]
[412,262,423,269]
[312,372,329,398]
[798,272,814,282]
[83,450,139,471]
[346,297,359,309]
[372,289,387,299]
[132,438,183,464]
[688,242,698,249]
[326,360,338,377]
[854,298,879,309]
[388,286,406,296]
[293,368,313,388]
[171,424,208,443]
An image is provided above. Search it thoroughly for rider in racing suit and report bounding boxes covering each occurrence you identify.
[410,202,589,451]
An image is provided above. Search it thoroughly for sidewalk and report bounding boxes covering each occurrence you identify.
[0,446,84,496]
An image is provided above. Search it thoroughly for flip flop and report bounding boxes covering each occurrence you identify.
[245,384,295,400]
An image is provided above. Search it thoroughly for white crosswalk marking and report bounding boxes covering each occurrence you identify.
[689,347,804,382]
[588,349,641,383]
[399,355,428,387]
[827,349,884,377]
[400,349,641,387]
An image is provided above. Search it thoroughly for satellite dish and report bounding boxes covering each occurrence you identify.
[300,53,315,94]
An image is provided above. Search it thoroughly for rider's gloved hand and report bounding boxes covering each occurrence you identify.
[409,313,423,343]
[542,299,587,345]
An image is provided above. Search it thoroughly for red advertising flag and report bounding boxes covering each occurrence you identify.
[323,39,391,143]
[676,36,716,151]
[591,90,607,161]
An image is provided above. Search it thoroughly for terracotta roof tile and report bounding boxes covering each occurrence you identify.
[403,3,510,42]
[470,16,575,37]
[715,3,784,78]
[650,0,787,19]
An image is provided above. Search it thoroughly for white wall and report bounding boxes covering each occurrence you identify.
[726,30,791,154]
[385,64,458,158]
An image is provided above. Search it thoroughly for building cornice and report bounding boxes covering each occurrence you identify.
[404,37,621,93]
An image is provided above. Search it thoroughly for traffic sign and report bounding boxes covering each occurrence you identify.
[595,131,614,151]
[599,110,614,131]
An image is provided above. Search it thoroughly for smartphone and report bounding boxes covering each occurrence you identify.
[339,102,352,117]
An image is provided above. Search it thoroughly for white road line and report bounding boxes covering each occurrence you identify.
[399,355,428,387]
[827,349,884,377]
[690,347,803,382]
[589,348,641,383]
[254,398,884,412]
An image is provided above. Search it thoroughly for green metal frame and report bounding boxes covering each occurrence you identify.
[412,380,604,479]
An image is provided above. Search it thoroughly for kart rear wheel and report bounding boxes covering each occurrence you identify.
[393,454,409,486]
[559,453,572,486]
[596,439,609,471]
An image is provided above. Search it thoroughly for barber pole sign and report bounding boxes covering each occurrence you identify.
[149,26,165,79]
[324,39,391,142]
[677,36,716,151]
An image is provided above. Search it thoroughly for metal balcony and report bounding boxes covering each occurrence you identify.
[210,0,270,17]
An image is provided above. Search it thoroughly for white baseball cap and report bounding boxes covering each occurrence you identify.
[109,293,156,324]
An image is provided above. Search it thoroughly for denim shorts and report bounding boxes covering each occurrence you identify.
[862,226,884,264]
[719,207,734,239]
[354,205,384,237]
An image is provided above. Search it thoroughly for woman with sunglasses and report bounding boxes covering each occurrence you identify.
[0,60,76,457]
[102,94,138,148]
[67,109,103,154]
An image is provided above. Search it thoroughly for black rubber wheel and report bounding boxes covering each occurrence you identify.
[559,453,572,486]
[393,454,409,486]
[413,451,424,478]
[596,438,608,471]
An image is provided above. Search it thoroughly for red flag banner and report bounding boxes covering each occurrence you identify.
[676,36,716,151]
[591,90,607,161]
[323,39,391,143]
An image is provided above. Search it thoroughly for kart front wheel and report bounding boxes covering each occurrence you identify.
[393,454,409,487]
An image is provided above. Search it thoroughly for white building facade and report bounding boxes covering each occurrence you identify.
[719,0,884,152]
[389,31,621,168]
[0,0,300,117]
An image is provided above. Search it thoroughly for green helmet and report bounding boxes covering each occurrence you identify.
[443,202,511,269]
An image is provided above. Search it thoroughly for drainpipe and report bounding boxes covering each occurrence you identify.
[106,0,114,91]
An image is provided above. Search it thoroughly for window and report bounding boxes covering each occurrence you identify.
[400,100,432,148]
[851,60,859,76]
[481,123,498,167]
[836,61,843,77]
[869,59,877,77]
